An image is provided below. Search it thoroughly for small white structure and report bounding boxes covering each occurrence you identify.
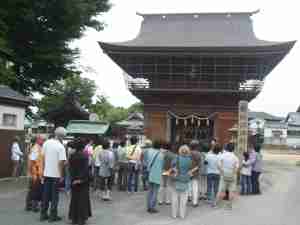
[263,121,287,145]
[285,113,300,148]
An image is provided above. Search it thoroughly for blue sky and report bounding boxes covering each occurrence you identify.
[73,0,299,117]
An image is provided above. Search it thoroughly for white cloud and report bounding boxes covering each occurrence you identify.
[73,0,299,115]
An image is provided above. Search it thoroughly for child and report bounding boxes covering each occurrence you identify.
[240,152,252,195]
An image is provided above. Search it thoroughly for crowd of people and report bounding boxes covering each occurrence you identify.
[20,127,263,224]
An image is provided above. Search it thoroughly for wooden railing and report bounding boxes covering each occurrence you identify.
[126,79,264,92]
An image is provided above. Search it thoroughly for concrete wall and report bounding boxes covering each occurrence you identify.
[0,105,25,130]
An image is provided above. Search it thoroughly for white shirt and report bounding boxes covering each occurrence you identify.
[43,139,66,178]
[218,151,239,175]
[11,142,23,161]
[240,159,252,176]
[206,152,220,175]
[93,145,102,167]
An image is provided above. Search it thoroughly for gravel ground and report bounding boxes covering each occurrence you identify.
[0,154,299,225]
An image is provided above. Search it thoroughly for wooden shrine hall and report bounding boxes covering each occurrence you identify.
[99,11,295,145]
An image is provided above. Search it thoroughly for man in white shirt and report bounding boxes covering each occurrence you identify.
[216,143,239,209]
[11,136,23,178]
[40,127,67,222]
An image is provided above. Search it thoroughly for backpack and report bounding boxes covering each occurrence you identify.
[223,171,235,182]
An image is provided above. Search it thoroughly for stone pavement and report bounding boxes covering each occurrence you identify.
[0,160,299,225]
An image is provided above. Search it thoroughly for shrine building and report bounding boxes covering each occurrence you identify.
[99,11,295,145]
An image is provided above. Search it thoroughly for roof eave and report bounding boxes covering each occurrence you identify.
[99,41,296,55]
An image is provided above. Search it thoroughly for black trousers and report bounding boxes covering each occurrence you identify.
[117,163,128,191]
[40,177,60,218]
[100,176,113,191]
[26,178,43,210]
[251,171,261,194]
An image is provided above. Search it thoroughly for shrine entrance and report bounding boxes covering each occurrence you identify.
[169,112,214,144]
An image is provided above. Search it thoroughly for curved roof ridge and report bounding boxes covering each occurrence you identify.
[136,10,260,17]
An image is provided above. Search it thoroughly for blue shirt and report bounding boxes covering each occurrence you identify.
[171,155,192,192]
[147,148,164,185]
[206,152,220,175]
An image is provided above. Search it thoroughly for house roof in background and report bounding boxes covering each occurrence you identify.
[0,85,31,104]
[285,112,300,127]
[116,112,144,129]
[248,111,284,121]
[66,120,110,135]
[264,121,287,129]
[127,112,144,121]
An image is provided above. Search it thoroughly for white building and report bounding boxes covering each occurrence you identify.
[0,85,31,177]
[285,113,300,148]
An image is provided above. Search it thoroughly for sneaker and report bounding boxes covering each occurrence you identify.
[32,207,40,213]
[40,214,49,222]
[149,208,159,214]
[158,202,163,205]
[25,206,32,212]
[225,203,233,210]
[48,216,62,222]
[165,202,171,205]
[211,202,218,208]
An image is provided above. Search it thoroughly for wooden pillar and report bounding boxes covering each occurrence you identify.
[214,112,238,146]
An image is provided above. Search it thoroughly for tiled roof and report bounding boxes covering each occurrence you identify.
[248,111,283,121]
[66,120,110,135]
[100,11,295,48]
[0,85,31,103]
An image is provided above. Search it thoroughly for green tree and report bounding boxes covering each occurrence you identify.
[128,102,143,113]
[38,74,97,115]
[0,0,110,96]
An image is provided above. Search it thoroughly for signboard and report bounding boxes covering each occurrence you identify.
[237,101,248,161]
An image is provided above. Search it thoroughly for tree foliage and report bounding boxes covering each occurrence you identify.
[128,102,144,113]
[38,74,97,115]
[38,74,143,124]
[90,97,130,124]
[0,0,111,95]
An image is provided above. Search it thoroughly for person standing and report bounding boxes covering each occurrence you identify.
[126,136,142,193]
[199,141,209,200]
[252,145,263,194]
[117,140,129,191]
[216,143,239,210]
[68,139,92,225]
[146,140,164,213]
[205,144,220,207]
[92,138,103,192]
[240,152,252,195]
[11,136,23,178]
[40,127,67,222]
[83,139,94,180]
[141,140,153,191]
[248,143,257,194]
[170,145,192,219]
[25,136,44,212]
[98,139,115,201]
[188,140,201,207]
[158,142,174,205]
